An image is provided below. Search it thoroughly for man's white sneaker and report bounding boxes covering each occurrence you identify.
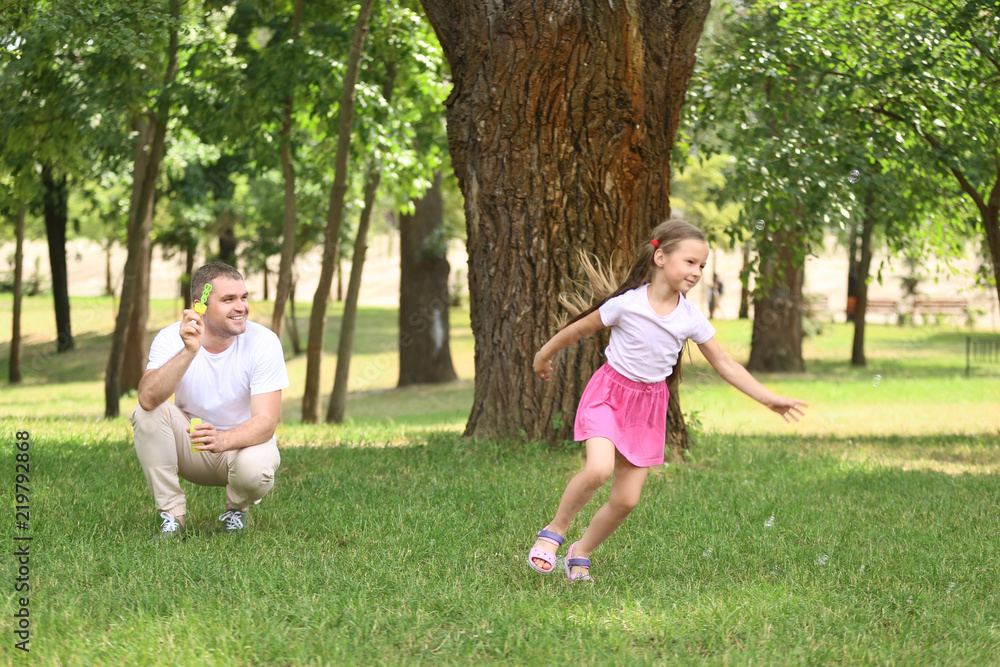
[218,509,247,534]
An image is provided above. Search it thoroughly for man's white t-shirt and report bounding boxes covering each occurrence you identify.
[146,321,289,438]
[599,284,716,383]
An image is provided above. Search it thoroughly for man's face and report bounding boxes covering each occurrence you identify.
[202,277,249,338]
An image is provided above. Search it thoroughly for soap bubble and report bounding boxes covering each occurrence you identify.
[859,564,866,573]
[754,219,765,231]
[848,169,861,183]
[947,582,956,594]
[872,374,882,387]
[702,547,713,558]
[815,554,829,565]
[764,516,775,528]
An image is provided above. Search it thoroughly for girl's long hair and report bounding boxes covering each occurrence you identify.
[558,219,707,381]
[560,219,707,325]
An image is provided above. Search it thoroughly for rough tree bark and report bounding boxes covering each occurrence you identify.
[419,0,711,442]
[41,165,73,352]
[9,207,25,384]
[301,0,376,423]
[398,172,457,386]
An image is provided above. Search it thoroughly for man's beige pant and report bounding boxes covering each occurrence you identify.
[131,402,280,517]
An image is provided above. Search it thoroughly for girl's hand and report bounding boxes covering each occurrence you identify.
[533,351,553,381]
[768,396,808,423]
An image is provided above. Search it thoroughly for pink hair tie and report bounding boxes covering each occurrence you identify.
[650,239,659,248]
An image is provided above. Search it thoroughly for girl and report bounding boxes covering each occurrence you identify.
[528,220,807,581]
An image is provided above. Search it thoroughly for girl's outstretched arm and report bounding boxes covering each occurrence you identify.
[696,337,808,422]
[533,310,606,381]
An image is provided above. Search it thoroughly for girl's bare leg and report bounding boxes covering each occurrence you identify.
[529,437,616,571]
[569,452,649,577]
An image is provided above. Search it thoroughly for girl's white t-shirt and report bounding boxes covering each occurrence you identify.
[146,321,289,434]
[599,284,716,383]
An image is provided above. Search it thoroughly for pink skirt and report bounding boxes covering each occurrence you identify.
[574,363,670,467]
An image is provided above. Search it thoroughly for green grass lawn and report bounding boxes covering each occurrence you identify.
[0,294,999,664]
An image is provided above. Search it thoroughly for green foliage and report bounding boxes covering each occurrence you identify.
[687,0,998,293]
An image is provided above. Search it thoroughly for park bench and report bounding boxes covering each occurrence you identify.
[863,299,899,323]
[913,298,968,325]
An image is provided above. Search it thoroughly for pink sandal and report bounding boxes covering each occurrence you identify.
[564,541,593,581]
[527,526,564,574]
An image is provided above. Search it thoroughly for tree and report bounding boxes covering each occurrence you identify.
[419,0,712,443]
[691,1,994,370]
[398,171,458,386]
[301,0,377,423]
[105,0,181,418]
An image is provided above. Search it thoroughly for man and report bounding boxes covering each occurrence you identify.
[131,262,288,539]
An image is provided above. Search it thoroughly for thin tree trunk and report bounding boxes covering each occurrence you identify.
[327,164,381,423]
[301,0,376,423]
[851,188,877,367]
[399,172,457,386]
[421,0,711,442]
[271,0,306,339]
[9,207,25,384]
[183,240,195,309]
[121,119,156,392]
[217,210,237,265]
[41,165,73,352]
[105,0,180,418]
[739,243,751,319]
[105,240,114,296]
[286,276,302,355]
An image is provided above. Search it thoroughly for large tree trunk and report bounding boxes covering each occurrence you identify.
[105,0,179,418]
[399,172,457,386]
[41,165,73,352]
[271,0,306,339]
[327,164,381,423]
[851,188,876,367]
[301,0,376,423]
[747,229,805,373]
[9,207,25,384]
[420,0,711,442]
[121,117,156,392]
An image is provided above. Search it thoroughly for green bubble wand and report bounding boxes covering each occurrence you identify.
[194,283,212,315]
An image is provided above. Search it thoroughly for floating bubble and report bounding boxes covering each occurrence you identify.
[867,136,874,147]
[947,582,956,594]
[772,565,783,573]
[815,554,829,565]
[702,547,714,558]
[848,169,861,183]
[907,595,914,604]
[859,564,866,573]
[872,374,882,387]
[764,516,775,528]
[754,219,765,231]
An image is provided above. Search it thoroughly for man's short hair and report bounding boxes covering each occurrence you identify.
[191,263,244,304]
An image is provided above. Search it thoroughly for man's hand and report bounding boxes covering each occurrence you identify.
[180,308,203,353]
[189,420,228,453]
